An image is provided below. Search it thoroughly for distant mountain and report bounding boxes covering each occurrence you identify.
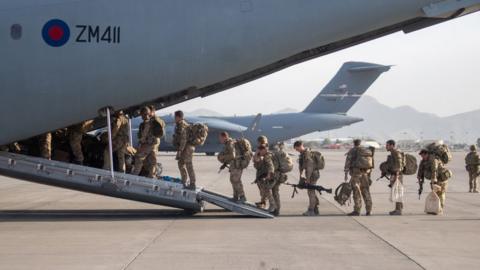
[311,96,479,144]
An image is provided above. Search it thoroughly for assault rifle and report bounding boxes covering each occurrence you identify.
[418,178,425,200]
[285,182,332,198]
[218,163,229,173]
[376,174,392,188]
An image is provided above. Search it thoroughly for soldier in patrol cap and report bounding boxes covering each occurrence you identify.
[254,135,269,208]
[294,140,320,216]
[218,131,247,202]
[253,144,277,213]
[173,110,196,189]
[131,107,160,177]
[384,140,405,215]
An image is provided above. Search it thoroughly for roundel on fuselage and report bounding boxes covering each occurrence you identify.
[42,19,70,47]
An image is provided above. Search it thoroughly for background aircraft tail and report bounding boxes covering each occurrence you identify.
[303,62,391,114]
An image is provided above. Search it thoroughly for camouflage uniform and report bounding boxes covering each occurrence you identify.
[299,148,320,215]
[386,148,404,214]
[174,119,196,186]
[68,120,94,164]
[271,149,287,215]
[141,116,164,178]
[132,118,160,177]
[218,138,246,201]
[254,151,276,211]
[465,148,479,193]
[103,114,130,173]
[418,155,448,208]
[38,133,52,160]
[255,136,269,207]
[345,146,372,215]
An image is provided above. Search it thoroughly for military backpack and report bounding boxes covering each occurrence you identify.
[437,167,453,182]
[273,149,294,173]
[151,116,166,138]
[465,152,480,173]
[334,182,352,206]
[426,143,452,164]
[353,147,374,170]
[188,123,209,146]
[235,138,253,169]
[312,151,325,170]
[402,153,418,175]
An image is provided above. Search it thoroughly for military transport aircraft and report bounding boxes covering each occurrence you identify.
[131,62,390,154]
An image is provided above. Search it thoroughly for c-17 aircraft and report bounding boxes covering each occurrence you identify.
[0,1,479,217]
[132,62,390,154]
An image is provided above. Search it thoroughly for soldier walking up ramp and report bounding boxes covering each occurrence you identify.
[0,152,273,218]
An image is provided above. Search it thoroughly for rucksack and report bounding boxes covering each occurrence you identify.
[235,138,253,169]
[426,143,452,164]
[402,153,418,175]
[353,147,374,170]
[151,116,166,138]
[312,151,325,170]
[437,167,453,182]
[334,182,352,206]
[188,123,209,146]
[273,150,294,173]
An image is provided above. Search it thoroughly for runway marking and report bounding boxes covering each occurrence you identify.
[122,218,177,270]
[321,197,426,270]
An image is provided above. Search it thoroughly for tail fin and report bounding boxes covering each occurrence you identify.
[303,62,391,114]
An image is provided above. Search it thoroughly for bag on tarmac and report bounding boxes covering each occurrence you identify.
[312,151,326,170]
[273,150,294,173]
[151,116,166,138]
[426,143,452,164]
[235,138,253,169]
[334,182,352,206]
[188,123,209,146]
[353,147,374,170]
[402,153,418,175]
[390,179,405,203]
[425,185,442,215]
[437,167,453,182]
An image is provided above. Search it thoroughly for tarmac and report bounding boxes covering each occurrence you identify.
[0,151,479,270]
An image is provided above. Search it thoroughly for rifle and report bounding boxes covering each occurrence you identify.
[218,163,229,173]
[418,178,425,200]
[376,174,392,188]
[285,182,333,198]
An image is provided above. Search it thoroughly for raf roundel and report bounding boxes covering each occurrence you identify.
[42,19,70,47]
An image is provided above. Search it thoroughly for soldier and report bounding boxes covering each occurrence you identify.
[465,145,479,193]
[131,107,160,177]
[270,143,288,216]
[344,139,373,216]
[218,132,247,202]
[173,110,196,189]
[253,144,277,213]
[103,111,130,173]
[254,135,269,208]
[294,141,320,216]
[418,149,448,209]
[68,120,94,165]
[384,140,404,215]
[142,105,164,178]
[38,133,52,160]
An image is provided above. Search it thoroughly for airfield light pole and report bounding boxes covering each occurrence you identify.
[106,107,115,182]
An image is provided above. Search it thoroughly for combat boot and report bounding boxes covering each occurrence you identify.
[187,184,196,190]
[272,209,280,217]
[390,202,403,215]
[255,201,266,209]
[238,196,247,203]
[314,206,320,216]
[267,205,276,213]
[302,209,316,216]
[347,211,360,216]
[474,190,479,193]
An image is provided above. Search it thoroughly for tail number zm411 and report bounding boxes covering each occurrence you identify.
[76,25,120,44]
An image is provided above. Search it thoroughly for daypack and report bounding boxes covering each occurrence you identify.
[273,150,294,173]
[312,151,325,170]
[437,167,453,182]
[235,138,253,169]
[334,182,352,206]
[426,143,452,164]
[151,117,166,138]
[425,185,442,215]
[188,123,209,146]
[403,153,418,175]
[353,147,374,170]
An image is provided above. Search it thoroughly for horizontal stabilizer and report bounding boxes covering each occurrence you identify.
[303,62,391,114]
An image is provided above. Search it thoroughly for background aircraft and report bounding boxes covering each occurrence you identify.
[1,0,479,146]
[132,62,390,154]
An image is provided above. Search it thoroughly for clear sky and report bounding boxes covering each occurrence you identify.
[165,13,480,117]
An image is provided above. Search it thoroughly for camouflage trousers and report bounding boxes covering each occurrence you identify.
[434,181,448,208]
[306,171,320,210]
[103,142,128,173]
[272,180,282,212]
[229,168,246,200]
[38,133,52,160]
[257,179,276,209]
[350,171,372,213]
[145,146,159,178]
[468,171,478,192]
[132,143,157,178]
[69,131,84,163]
[257,181,268,204]
[178,145,196,185]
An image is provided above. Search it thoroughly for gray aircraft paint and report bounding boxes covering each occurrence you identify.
[131,62,389,153]
[1,0,479,145]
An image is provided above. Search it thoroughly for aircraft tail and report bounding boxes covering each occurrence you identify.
[303,62,391,114]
